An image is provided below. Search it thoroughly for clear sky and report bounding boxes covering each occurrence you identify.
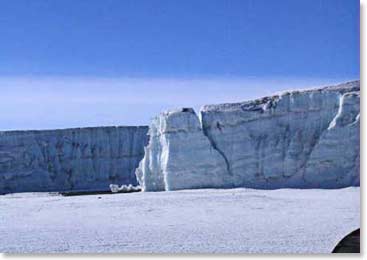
[0,0,359,130]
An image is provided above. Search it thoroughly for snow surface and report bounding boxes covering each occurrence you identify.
[0,187,360,253]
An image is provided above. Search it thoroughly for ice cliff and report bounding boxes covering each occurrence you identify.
[135,108,231,191]
[0,126,148,194]
[136,81,360,191]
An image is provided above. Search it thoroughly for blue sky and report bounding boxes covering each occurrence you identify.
[0,0,359,130]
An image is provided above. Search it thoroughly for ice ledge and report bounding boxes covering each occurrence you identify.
[201,80,360,113]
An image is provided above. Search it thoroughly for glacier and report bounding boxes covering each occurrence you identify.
[136,80,360,191]
[0,126,148,194]
[135,108,231,191]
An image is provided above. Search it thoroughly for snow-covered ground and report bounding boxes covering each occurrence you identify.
[0,187,360,253]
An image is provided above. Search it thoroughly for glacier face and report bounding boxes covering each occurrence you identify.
[135,108,231,191]
[136,81,360,191]
[0,126,148,194]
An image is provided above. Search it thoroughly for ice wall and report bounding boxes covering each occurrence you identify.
[136,81,360,191]
[0,126,148,194]
[135,108,231,191]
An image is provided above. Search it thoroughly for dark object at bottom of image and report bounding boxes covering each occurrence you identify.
[332,229,360,253]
